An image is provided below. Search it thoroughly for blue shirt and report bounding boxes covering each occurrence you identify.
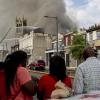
[73,57,100,94]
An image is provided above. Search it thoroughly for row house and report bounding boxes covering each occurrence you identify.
[63,33,76,77]
[86,26,100,58]
[64,33,77,68]
[45,34,65,65]
[63,31,87,77]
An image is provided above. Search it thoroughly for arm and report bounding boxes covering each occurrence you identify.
[73,67,84,94]
[18,67,37,96]
[21,80,37,96]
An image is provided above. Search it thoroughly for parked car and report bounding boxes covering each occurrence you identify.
[29,60,45,71]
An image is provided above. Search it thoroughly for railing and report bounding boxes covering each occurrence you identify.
[29,67,76,79]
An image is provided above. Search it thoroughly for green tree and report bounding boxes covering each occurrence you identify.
[70,33,86,64]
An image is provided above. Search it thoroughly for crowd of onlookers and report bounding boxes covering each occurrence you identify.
[0,46,100,100]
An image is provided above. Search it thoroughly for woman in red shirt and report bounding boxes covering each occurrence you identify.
[37,55,72,100]
[1,51,36,100]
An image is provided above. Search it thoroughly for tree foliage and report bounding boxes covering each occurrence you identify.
[70,33,86,60]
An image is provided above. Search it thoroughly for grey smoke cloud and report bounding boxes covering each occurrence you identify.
[0,0,76,39]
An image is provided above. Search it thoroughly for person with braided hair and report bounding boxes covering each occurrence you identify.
[0,50,36,100]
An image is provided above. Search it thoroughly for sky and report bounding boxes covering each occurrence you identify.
[65,0,100,28]
[0,0,76,40]
[0,0,99,40]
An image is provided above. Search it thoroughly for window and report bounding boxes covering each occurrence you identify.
[52,43,56,49]
[89,33,93,41]
[96,32,100,39]
[66,54,69,67]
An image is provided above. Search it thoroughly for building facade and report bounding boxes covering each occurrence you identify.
[45,33,65,65]
[86,27,100,59]
[64,33,77,67]
[19,31,52,64]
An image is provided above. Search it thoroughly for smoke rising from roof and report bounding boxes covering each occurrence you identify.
[0,0,76,39]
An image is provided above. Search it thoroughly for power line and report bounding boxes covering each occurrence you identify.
[0,27,12,44]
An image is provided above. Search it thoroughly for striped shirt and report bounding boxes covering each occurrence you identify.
[73,57,100,94]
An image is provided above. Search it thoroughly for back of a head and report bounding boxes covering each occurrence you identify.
[10,50,28,67]
[83,47,95,60]
[49,55,66,81]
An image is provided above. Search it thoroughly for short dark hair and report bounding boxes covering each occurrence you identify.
[10,50,28,67]
[83,47,95,60]
[49,55,67,81]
